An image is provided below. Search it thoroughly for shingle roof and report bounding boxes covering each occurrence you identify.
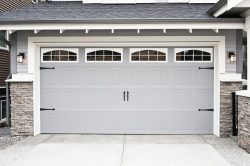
[0,1,244,23]
[0,0,33,13]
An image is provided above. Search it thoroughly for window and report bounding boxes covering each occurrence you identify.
[130,48,168,62]
[175,48,213,62]
[41,48,78,62]
[85,48,122,62]
[0,31,8,50]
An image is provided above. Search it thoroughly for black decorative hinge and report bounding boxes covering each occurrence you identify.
[199,109,214,112]
[198,67,214,70]
[40,67,55,70]
[40,108,55,111]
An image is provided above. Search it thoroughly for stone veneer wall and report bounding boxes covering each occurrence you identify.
[10,82,33,136]
[238,95,250,153]
[220,81,243,137]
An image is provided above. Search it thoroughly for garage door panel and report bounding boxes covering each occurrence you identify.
[41,111,171,133]
[104,70,124,85]
[60,70,80,85]
[194,91,214,109]
[173,69,195,87]
[41,70,58,86]
[41,54,214,134]
[195,70,214,87]
[41,111,212,134]
[83,70,104,86]
[172,90,195,109]
[149,70,169,86]
[172,112,213,132]
[128,70,148,86]
[147,91,170,109]
[41,88,126,111]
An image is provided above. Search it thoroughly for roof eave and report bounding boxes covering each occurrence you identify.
[0,18,245,24]
[207,0,228,15]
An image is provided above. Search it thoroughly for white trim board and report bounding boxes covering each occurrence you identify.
[27,36,225,136]
[0,22,245,31]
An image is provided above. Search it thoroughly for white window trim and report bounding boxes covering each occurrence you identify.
[174,48,213,63]
[129,48,168,63]
[41,48,79,63]
[0,31,9,51]
[85,48,123,63]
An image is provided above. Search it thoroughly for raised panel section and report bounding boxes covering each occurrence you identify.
[41,61,214,134]
[174,70,194,87]
[84,70,104,86]
[129,70,148,86]
[149,70,169,86]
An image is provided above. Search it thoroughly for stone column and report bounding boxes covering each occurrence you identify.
[238,95,250,153]
[220,81,243,137]
[10,82,33,136]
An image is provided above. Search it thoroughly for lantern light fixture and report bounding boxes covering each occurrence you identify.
[17,53,25,63]
[228,52,236,62]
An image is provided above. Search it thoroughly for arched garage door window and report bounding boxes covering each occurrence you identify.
[175,48,213,62]
[130,48,168,62]
[85,48,123,62]
[41,48,78,62]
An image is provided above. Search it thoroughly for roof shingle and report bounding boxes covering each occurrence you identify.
[0,1,244,23]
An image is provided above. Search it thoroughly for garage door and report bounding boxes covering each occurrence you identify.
[40,47,214,134]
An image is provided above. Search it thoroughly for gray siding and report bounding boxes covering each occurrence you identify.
[0,49,10,86]
[236,30,243,73]
[13,29,239,73]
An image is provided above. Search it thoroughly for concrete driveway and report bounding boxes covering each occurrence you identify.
[0,135,249,166]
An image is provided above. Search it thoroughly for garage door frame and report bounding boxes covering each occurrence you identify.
[27,36,226,136]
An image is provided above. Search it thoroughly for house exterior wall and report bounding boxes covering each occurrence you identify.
[8,30,243,136]
[14,29,239,73]
[10,82,33,136]
[220,81,243,138]
[238,95,250,152]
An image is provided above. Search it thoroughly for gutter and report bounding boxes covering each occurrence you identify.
[0,18,245,24]
[207,0,228,15]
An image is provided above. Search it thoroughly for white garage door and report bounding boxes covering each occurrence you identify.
[40,47,214,134]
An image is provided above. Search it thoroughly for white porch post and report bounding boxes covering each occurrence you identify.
[247,15,250,89]
[248,28,250,89]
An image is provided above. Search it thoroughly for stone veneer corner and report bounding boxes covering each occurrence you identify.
[238,95,250,153]
[220,81,243,138]
[10,82,33,136]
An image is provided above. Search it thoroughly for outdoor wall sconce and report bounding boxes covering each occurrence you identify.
[17,53,25,63]
[228,52,236,62]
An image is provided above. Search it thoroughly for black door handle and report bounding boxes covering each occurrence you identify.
[127,91,129,101]
[40,108,55,111]
[199,109,214,112]
[198,67,214,70]
[123,91,126,101]
[40,67,55,70]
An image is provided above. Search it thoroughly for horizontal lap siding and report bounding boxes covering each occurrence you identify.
[0,49,10,86]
